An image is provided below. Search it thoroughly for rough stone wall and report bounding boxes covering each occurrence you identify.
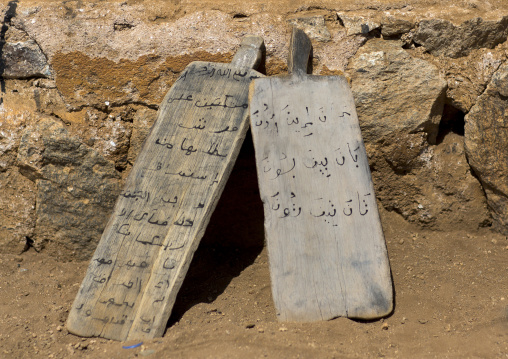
[1,1,507,259]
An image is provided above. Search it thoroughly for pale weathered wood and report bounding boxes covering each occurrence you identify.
[231,36,264,69]
[66,36,264,341]
[249,28,393,322]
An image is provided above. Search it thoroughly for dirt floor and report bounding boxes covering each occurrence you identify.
[1,212,508,358]
[2,137,508,358]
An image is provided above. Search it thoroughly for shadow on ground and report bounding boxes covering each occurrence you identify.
[167,131,265,326]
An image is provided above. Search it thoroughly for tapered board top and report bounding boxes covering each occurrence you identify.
[66,36,264,341]
[249,28,393,322]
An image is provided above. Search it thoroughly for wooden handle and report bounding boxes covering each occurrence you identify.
[288,27,311,77]
[231,35,265,69]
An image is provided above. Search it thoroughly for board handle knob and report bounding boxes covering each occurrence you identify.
[231,35,265,69]
[288,27,312,77]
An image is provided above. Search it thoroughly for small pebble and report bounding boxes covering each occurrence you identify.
[382,323,389,330]
[418,319,428,324]
[245,323,255,329]
[399,239,404,245]
[279,327,288,332]
[56,325,62,332]
[258,328,265,333]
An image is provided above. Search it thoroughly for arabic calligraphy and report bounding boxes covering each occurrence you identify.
[252,103,352,139]
[165,170,208,180]
[121,190,150,202]
[177,64,255,83]
[252,98,376,230]
[94,258,113,266]
[73,60,255,336]
[195,94,248,110]
[167,93,194,104]
[155,138,174,150]
[261,143,363,181]
[99,297,135,308]
[117,211,169,227]
[91,315,129,326]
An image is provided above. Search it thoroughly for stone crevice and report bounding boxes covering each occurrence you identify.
[61,101,159,115]
[0,0,19,104]
[435,104,466,145]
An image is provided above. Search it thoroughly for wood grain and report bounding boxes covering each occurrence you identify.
[66,36,264,341]
[249,28,393,322]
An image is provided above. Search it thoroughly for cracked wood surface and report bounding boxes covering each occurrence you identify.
[66,36,264,341]
[249,28,393,322]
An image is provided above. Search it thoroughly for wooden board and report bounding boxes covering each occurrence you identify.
[249,28,393,322]
[66,36,264,341]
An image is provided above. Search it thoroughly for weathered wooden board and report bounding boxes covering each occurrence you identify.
[66,36,264,341]
[249,28,393,322]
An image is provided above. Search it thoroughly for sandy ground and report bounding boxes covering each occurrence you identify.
[1,137,508,359]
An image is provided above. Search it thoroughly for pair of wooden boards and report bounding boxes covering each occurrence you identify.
[67,29,393,342]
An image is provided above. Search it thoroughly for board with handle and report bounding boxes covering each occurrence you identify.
[67,36,265,341]
[249,28,393,322]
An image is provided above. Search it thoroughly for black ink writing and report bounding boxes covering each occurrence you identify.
[163,258,176,270]
[212,125,238,133]
[121,190,150,202]
[180,138,197,155]
[99,297,135,308]
[280,205,302,218]
[166,170,208,180]
[161,195,178,205]
[204,142,227,158]
[167,93,193,104]
[174,216,194,227]
[91,315,128,326]
[155,138,174,150]
[271,158,296,180]
[155,279,170,289]
[194,95,247,110]
[347,142,360,168]
[147,213,169,226]
[94,258,113,266]
[153,296,165,305]
[178,118,206,131]
[210,173,219,186]
[118,277,142,293]
[92,275,107,284]
[117,223,131,236]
